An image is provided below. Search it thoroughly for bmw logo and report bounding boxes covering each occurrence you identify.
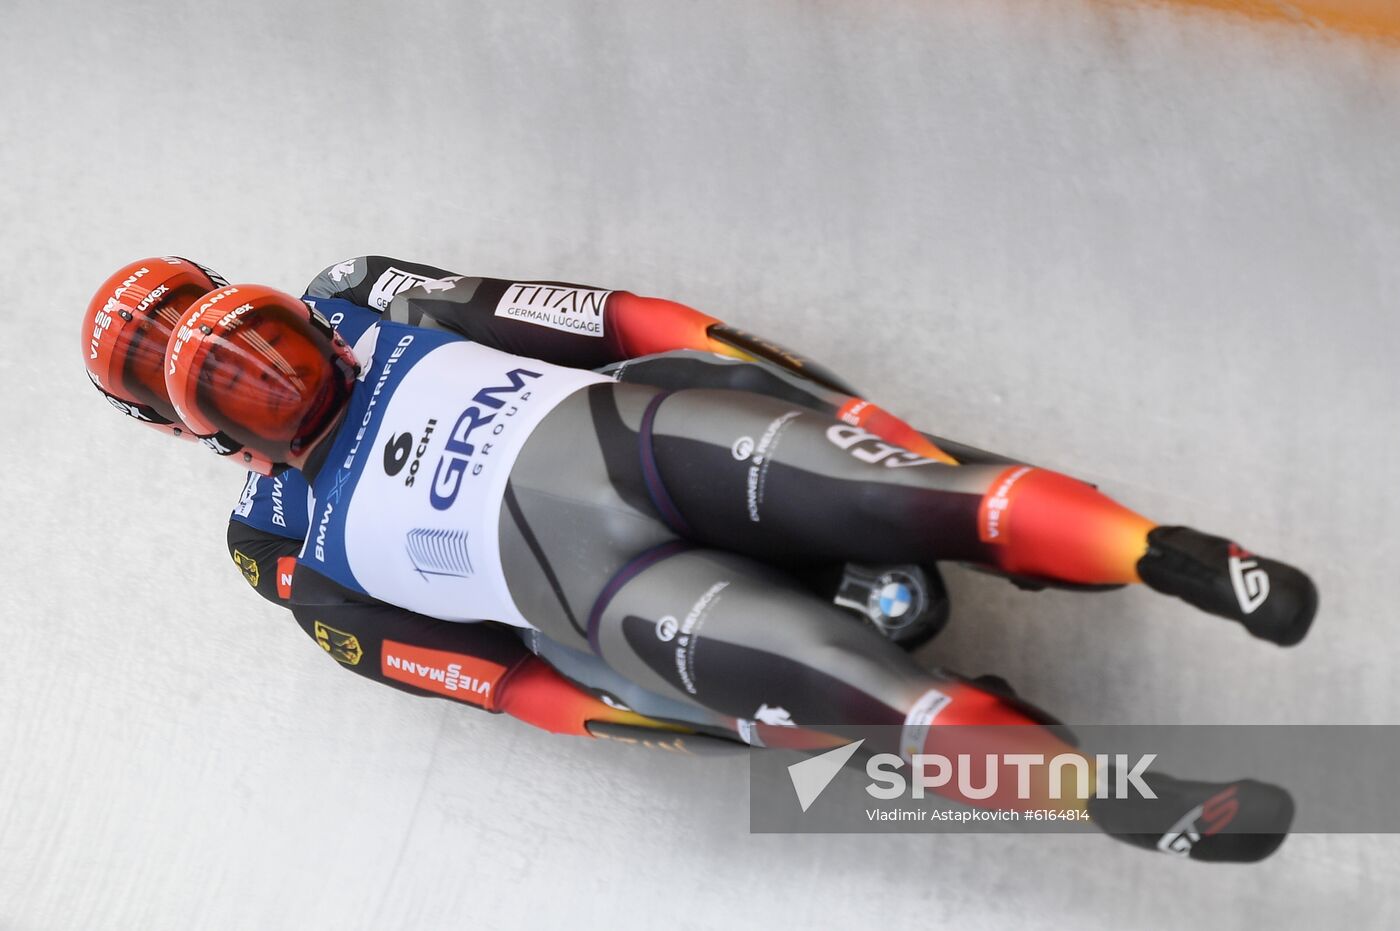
[868,570,925,631]
[877,581,913,618]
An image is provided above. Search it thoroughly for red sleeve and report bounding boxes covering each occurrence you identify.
[391,277,711,368]
[360,264,961,464]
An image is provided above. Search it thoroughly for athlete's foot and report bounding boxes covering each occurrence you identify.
[1088,772,1295,863]
[1135,527,1318,646]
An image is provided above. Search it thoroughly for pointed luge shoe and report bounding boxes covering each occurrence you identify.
[1136,526,1318,646]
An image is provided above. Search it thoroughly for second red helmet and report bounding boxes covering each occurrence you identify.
[81,256,229,439]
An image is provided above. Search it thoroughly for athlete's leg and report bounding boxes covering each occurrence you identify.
[592,544,1086,789]
[497,383,1068,757]
[497,381,952,651]
[642,389,1316,644]
[610,352,952,645]
[589,544,1292,861]
[607,347,1003,467]
[495,383,678,651]
[496,384,1294,858]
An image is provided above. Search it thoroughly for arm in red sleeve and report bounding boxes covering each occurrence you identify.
[309,258,960,463]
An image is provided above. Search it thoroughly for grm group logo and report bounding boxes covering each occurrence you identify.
[429,368,542,510]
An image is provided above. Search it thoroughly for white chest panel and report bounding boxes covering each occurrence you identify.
[310,331,608,627]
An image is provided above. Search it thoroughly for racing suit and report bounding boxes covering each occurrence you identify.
[223,255,960,747]
[211,256,1300,858]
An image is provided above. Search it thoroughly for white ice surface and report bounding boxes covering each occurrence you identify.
[2,1,1398,928]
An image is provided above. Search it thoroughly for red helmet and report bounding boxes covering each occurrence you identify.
[81,257,229,439]
[165,284,359,475]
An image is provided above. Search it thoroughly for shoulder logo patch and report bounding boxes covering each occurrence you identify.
[232,550,260,588]
[368,266,432,310]
[314,621,364,666]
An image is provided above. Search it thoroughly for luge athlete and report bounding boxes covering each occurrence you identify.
[83,256,950,742]
[83,258,1314,862]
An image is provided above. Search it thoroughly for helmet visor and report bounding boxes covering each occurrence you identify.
[190,302,355,461]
